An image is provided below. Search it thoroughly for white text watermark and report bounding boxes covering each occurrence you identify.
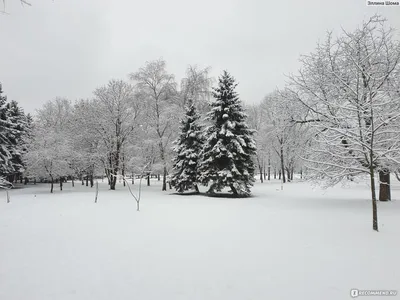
[366,1,400,6]
[351,289,398,298]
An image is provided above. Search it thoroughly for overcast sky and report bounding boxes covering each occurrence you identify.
[0,0,399,113]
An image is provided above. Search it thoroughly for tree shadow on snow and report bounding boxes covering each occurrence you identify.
[172,191,254,198]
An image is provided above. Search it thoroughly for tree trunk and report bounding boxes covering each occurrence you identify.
[50,176,54,193]
[162,166,167,191]
[109,153,117,190]
[158,139,167,191]
[207,183,216,194]
[72,177,74,187]
[95,181,99,203]
[257,156,263,183]
[274,168,276,179]
[280,145,286,183]
[86,175,89,187]
[110,170,117,190]
[90,174,94,188]
[110,144,121,190]
[122,153,126,187]
[147,174,150,186]
[230,184,238,196]
[104,169,110,185]
[263,159,266,180]
[267,157,271,181]
[110,176,116,190]
[379,169,391,201]
[278,170,281,180]
[194,184,199,193]
[300,168,303,179]
[369,168,378,231]
[60,178,63,191]
[111,121,122,190]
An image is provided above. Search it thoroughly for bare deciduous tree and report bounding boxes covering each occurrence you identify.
[180,65,214,113]
[93,79,141,190]
[130,59,179,191]
[287,15,400,231]
[25,98,73,193]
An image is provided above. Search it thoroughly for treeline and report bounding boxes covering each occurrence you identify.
[23,62,215,193]
[22,63,257,196]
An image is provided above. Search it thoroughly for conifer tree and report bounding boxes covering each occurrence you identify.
[6,100,29,179]
[197,71,256,196]
[171,102,204,193]
[0,84,30,182]
[0,84,17,176]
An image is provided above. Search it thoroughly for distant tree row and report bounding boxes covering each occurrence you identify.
[23,62,215,193]
[23,63,257,196]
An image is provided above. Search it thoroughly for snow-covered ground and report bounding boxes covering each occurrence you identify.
[1,179,399,300]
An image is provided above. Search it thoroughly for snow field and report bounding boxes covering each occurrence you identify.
[0,180,399,300]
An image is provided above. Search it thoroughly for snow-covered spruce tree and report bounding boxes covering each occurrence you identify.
[5,100,29,182]
[171,102,204,193]
[198,71,256,196]
[0,84,15,176]
[0,84,29,184]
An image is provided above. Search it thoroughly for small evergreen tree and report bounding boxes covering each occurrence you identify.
[171,102,204,193]
[197,71,256,196]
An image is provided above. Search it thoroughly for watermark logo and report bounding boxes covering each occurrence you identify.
[351,289,359,298]
[350,289,398,298]
[366,1,400,6]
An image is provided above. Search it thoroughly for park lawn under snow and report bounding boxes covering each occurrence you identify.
[0,179,399,300]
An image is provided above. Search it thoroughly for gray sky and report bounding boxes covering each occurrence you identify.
[0,0,399,113]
